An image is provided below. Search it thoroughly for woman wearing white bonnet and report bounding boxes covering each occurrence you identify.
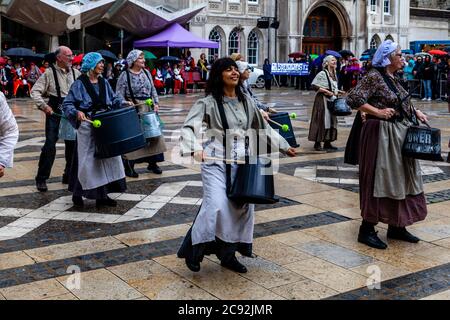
[116,49,165,178]
[308,55,345,151]
[346,39,429,249]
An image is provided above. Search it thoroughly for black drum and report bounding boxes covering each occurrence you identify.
[269,112,299,148]
[92,107,146,159]
[228,156,278,205]
[402,125,443,161]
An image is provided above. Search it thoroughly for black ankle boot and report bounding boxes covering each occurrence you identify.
[324,142,338,150]
[147,163,162,174]
[358,224,387,249]
[72,195,84,208]
[314,142,323,151]
[185,258,200,272]
[96,196,117,208]
[387,226,420,243]
[123,159,138,178]
[221,256,247,273]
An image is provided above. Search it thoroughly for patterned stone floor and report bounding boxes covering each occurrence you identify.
[0,89,449,300]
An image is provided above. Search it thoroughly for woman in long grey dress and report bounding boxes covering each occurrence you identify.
[63,52,130,208]
[116,50,165,177]
[346,40,428,249]
[308,55,345,151]
[177,58,296,273]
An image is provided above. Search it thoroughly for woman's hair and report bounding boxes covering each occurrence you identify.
[205,57,246,105]
[322,55,337,78]
[264,58,269,64]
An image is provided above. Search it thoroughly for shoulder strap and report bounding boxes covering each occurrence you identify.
[72,68,76,81]
[78,74,107,111]
[125,70,137,105]
[324,70,332,92]
[50,65,61,100]
[216,99,232,195]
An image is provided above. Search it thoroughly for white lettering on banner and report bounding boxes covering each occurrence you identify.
[271,63,309,76]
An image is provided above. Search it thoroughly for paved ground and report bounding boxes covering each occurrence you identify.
[0,88,449,300]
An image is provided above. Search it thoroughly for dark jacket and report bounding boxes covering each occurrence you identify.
[263,64,272,80]
[419,62,435,81]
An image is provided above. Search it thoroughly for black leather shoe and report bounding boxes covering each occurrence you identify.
[62,174,69,184]
[387,226,420,243]
[324,142,338,150]
[96,197,117,208]
[36,180,48,192]
[148,163,163,174]
[358,227,387,250]
[72,195,84,208]
[185,258,200,272]
[221,257,247,273]
[314,142,323,151]
[123,160,138,178]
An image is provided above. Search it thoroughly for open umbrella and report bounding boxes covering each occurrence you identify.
[415,52,432,57]
[159,56,180,62]
[360,55,371,61]
[428,49,448,56]
[97,50,118,61]
[288,52,305,59]
[362,48,377,56]
[72,53,84,65]
[310,54,319,60]
[339,49,354,58]
[143,50,157,60]
[325,50,342,58]
[4,47,36,58]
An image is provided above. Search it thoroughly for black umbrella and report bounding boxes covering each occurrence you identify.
[339,49,354,58]
[4,47,36,58]
[97,50,118,61]
[362,48,377,56]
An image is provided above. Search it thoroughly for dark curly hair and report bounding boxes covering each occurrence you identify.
[205,57,247,106]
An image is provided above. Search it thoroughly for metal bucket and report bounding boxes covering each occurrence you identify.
[140,111,162,139]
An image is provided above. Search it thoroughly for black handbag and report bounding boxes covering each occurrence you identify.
[324,70,352,116]
[216,99,278,205]
[379,70,443,162]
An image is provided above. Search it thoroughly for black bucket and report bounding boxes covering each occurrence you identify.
[92,107,146,159]
[269,112,299,147]
[228,156,278,205]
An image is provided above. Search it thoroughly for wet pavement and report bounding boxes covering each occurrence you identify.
[0,88,449,300]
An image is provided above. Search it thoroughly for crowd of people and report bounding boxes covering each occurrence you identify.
[0,40,449,275]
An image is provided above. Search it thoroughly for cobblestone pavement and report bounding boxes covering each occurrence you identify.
[0,89,449,300]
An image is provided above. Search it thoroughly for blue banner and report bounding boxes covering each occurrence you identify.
[271,63,309,76]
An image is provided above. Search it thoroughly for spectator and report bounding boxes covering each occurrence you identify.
[27,62,42,88]
[185,51,195,71]
[40,61,50,74]
[419,55,434,101]
[198,53,208,81]
[263,58,272,90]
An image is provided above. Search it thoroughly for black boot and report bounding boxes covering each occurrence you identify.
[72,195,84,208]
[123,159,138,178]
[314,142,323,151]
[221,256,247,273]
[185,258,201,272]
[96,196,117,208]
[36,180,48,192]
[358,222,387,249]
[147,162,162,174]
[324,141,338,150]
[387,226,420,243]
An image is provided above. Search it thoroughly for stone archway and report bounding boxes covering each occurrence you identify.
[301,0,353,54]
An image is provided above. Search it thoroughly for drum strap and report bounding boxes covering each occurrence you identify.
[126,69,153,110]
[78,74,107,113]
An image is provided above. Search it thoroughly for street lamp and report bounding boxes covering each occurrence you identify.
[257,16,279,61]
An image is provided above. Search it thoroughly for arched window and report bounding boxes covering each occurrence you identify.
[385,34,394,41]
[370,35,380,49]
[208,28,221,62]
[247,31,258,65]
[228,29,240,56]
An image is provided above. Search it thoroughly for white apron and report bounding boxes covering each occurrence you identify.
[77,121,125,190]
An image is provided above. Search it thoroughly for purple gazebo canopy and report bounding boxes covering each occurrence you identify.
[134,23,219,49]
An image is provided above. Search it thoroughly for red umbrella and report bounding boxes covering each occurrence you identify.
[288,52,305,59]
[428,49,447,56]
[72,53,84,65]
